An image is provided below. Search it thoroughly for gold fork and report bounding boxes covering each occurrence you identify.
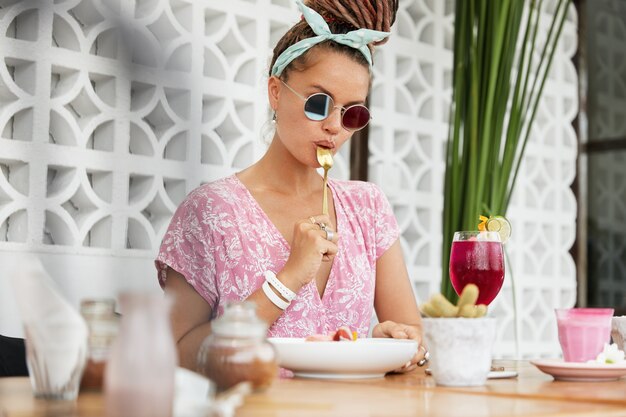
[316,147,334,215]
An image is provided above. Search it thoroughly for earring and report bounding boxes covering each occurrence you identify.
[272,111,277,124]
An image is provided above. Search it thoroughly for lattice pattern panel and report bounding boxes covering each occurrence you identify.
[586,0,626,309]
[0,0,346,336]
[369,0,452,314]
[368,0,579,358]
[0,0,578,358]
[0,0,335,255]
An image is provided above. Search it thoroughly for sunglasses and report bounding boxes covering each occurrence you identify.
[279,80,371,131]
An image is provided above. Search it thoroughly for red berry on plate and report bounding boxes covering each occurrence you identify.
[334,326,355,341]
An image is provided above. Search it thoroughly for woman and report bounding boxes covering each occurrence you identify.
[156,0,426,372]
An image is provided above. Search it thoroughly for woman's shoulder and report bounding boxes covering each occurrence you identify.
[179,175,245,212]
[330,178,387,203]
[187,175,238,196]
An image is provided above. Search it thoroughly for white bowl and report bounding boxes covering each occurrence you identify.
[268,337,418,379]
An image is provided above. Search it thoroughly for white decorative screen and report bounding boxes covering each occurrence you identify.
[0,0,578,359]
[501,2,579,357]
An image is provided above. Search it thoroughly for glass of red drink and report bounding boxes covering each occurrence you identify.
[449,231,504,305]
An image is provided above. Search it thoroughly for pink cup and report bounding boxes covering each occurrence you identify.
[555,308,614,362]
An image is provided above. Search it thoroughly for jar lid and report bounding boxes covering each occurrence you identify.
[80,298,116,317]
[212,301,267,338]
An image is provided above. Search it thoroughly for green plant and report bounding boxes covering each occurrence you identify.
[441,0,571,303]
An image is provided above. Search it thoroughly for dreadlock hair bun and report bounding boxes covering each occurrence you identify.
[269,0,399,77]
[305,0,398,46]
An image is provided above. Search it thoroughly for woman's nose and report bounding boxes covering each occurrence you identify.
[321,107,342,133]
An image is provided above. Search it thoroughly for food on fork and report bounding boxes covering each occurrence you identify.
[305,326,358,342]
[420,284,488,318]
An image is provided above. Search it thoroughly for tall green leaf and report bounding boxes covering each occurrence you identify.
[441,0,571,303]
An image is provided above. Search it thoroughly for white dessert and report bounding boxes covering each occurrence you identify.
[587,343,626,365]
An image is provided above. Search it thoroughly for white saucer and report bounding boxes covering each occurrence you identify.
[424,369,518,379]
[530,358,626,382]
[487,370,518,379]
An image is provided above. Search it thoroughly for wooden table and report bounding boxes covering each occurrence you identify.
[1,361,625,417]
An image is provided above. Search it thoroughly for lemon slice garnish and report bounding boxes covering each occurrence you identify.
[486,215,511,244]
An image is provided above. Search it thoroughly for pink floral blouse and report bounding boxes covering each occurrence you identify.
[155,175,400,338]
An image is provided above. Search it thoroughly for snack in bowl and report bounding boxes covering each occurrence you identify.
[420,284,487,318]
[305,326,358,342]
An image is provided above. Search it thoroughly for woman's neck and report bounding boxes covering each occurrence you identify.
[237,140,322,198]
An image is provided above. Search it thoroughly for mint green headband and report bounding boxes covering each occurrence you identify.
[271,0,391,77]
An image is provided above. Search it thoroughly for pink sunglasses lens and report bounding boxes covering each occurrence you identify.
[342,106,370,130]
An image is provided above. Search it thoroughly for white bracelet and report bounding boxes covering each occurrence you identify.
[264,271,297,302]
[262,281,290,310]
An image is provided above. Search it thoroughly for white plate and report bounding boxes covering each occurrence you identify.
[425,368,518,379]
[268,337,418,379]
[487,370,518,379]
[530,359,626,382]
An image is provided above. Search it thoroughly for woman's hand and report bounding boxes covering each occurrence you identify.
[372,320,427,373]
[280,214,339,289]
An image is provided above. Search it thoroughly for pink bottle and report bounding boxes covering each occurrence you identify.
[555,308,614,362]
[104,293,177,417]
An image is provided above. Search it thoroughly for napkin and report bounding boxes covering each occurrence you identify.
[174,367,251,417]
[174,367,215,417]
[10,254,88,392]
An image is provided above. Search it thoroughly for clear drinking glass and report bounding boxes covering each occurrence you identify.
[449,231,505,305]
[24,320,88,400]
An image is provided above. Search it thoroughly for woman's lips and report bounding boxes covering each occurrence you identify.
[315,141,334,150]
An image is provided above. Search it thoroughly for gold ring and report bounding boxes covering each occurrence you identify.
[309,216,316,224]
[317,222,327,231]
[417,345,430,367]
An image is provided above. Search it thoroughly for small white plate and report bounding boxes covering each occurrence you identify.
[530,359,626,382]
[268,337,418,379]
[424,369,518,379]
[487,370,518,379]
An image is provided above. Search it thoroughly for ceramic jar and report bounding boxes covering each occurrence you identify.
[197,302,277,392]
[422,317,497,386]
[612,316,626,352]
[80,298,119,391]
